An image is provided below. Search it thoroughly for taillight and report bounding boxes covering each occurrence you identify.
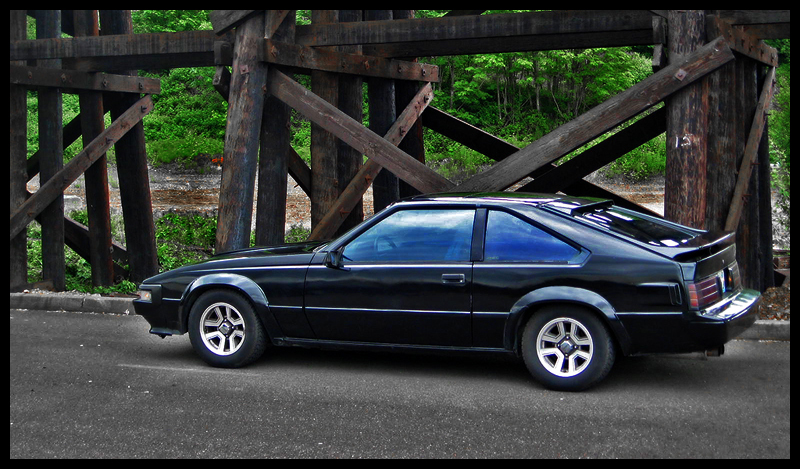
[687,275,721,309]
[686,262,740,310]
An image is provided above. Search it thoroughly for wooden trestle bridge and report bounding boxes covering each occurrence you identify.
[10,10,789,294]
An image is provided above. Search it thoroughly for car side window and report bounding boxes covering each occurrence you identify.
[343,209,474,263]
[484,210,578,263]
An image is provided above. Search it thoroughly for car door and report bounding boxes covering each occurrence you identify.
[304,208,476,346]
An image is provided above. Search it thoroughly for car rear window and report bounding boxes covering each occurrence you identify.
[574,206,698,247]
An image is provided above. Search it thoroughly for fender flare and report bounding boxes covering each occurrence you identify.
[503,286,633,355]
[180,273,282,340]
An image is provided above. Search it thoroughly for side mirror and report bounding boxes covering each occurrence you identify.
[324,249,347,270]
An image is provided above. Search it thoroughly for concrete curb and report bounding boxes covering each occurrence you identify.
[9,293,789,341]
[10,292,135,315]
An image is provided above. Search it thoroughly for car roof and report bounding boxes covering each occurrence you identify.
[401,192,610,213]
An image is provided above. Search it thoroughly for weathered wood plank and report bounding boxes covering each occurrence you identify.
[216,13,269,253]
[10,95,154,240]
[298,10,655,47]
[255,10,294,247]
[10,30,230,71]
[36,9,66,291]
[10,65,160,94]
[100,9,159,283]
[74,9,114,287]
[724,66,776,231]
[269,69,453,194]
[309,83,435,240]
[456,37,735,192]
[210,10,262,35]
[521,107,667,193]
[420,105,661,216]
[260,39,440,82]
[707,15,778,67]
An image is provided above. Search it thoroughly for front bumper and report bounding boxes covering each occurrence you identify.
[133,284,185,337]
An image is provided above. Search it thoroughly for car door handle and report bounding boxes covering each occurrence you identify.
[441,273,466,285]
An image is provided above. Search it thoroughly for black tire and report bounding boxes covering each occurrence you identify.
[521,305,615,391]
[188,289,268,368]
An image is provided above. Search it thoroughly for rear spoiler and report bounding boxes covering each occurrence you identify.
[670,231,736,263]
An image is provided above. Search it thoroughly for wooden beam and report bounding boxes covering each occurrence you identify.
[216,14,269,253]
[298,10,654,47]
[260,39,440,82]
[269,69,453,195]
[10,65,160,94]
[10,30,230,71]
[724,66,777,231]
[309,83,435,240]
[707,15,778,67]
[522,107,667,193]
[10,95,154,240]
[456,37,735,192]
[420,106,661,216]
[209,10,263,35]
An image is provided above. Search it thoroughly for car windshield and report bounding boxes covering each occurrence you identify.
[573,206,698,247]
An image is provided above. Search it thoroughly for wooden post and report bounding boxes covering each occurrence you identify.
[216,12,268,253]
[74,10,114,287]
[367,10,399,212]
[394,9,426,199]
[36,10,66,291]
[335,9,365,235]
[256,11,295,246]
[664,10,708,229]
[99,10,158,282]
[310,10,341,230]
[10,10,28,289]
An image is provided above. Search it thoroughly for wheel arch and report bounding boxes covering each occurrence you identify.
[180,273,281,341]
[504,286,633,356]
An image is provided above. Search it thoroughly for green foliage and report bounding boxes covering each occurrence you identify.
[769,59,790,243]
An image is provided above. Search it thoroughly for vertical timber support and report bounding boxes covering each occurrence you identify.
[74,10,115,287]
[36,10,66,291]
[10,10,28,289]
[394,9,426,200]
[217,12,269,253]
[367,10,399,212]
[255,11,295,246]
[335,10,365,235]
[664,10,708,229]
[99,10,158,282]
[310,10,341,230]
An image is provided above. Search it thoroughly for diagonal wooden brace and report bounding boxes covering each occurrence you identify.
[10,95,154,240]
[456,37,735,192]
[308,83,435,240]
[724,66,777,231]
[268,69,452,195]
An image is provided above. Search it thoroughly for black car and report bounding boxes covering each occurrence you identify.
[134,193,760,391]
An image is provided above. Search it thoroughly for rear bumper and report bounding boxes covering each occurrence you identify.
[616,288,760,354]
[688,288,761,348]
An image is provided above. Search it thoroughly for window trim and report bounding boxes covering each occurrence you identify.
[339,206,478,265]
[480,208,585,265]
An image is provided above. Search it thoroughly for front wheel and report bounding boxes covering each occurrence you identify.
[521,306,615,391]
[188,289,268,368]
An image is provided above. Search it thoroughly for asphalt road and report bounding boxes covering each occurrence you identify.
[10,309,790,458]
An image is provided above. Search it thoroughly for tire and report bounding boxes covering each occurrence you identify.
[521,305,615,391]
[188,289,268,368]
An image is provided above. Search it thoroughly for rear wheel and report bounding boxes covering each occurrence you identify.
[188,290,268,368]
[521,305,615,391]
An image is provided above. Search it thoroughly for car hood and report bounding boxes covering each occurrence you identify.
[210,241,327,261]
[141,241,326,285]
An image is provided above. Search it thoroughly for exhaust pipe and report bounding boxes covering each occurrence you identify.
[705,345,725,357]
